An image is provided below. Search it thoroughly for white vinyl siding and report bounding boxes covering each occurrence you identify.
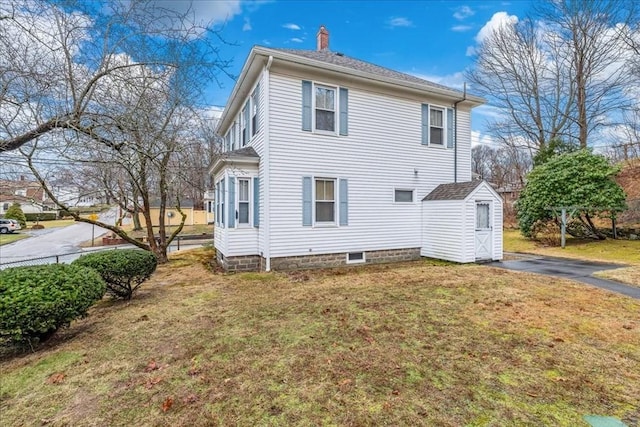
[267,72,467,257]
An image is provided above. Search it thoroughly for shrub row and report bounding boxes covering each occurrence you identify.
[24,213,58,221]
[0,264,106,344]
[73,250,158,300]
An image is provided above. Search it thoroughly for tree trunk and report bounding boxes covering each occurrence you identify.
[132,210,142,231]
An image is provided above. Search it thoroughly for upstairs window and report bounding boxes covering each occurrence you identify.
[315,86,336,132]
[241,103,249,147]
[430,107,444,145]
[251,87,259,136]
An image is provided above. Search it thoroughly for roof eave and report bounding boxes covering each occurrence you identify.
[218,47,485,135]
[209,155,260,176]
[256,47,485,106]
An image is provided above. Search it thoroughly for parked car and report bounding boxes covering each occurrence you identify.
[9,219,21,230]
[0,219,19,234]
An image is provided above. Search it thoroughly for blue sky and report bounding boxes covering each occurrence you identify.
[167,0,534,141]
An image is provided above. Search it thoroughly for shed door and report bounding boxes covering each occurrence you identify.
[475,201,492,260]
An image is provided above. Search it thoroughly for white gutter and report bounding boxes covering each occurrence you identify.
[264,55,273,271]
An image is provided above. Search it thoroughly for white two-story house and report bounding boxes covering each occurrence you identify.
[210,26,503,272]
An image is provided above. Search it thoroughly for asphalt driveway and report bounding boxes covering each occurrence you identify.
[491,255,640,299]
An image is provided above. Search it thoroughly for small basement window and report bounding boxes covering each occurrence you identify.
[346,252,366,264]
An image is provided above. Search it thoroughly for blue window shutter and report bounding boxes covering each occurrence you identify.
[253,177,260,227]
[302,176,312,226]
[421,104,429,145]
[228,177,236,228]
[447,108,454,149]
[339,88,349,136]
[339,178,348,226]
[302,81,312,131]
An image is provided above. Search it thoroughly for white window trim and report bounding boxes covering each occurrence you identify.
[428,104,448,148]
[346,252,366,264]
[393,188,415,204]
[236,177,252,228]
[313,176,338,227]
[312,82,338,135]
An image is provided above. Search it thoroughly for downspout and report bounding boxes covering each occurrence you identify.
[264,55,273,271]
[453,82,467,183]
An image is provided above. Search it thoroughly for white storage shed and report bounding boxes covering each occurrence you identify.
[421,181,503,263]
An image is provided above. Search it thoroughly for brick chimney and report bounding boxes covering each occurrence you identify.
[317,25,329,51]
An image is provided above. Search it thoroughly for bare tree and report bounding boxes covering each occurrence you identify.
[0,0,229,153]
[468,0,636,150]
[2,0,228,262]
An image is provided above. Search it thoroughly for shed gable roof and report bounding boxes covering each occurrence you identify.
[422,181,485,201]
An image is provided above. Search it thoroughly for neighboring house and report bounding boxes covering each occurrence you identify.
[140,201,210,227]
[203,190,215,224]
[52,186,103,207]
[0,177,58,215]
[0,194,56,215]
[210,26,503,272]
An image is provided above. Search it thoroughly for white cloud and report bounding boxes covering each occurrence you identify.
[408,71,467,90]
[283,23,301,30]
[242,17,252,31]
[262,39,272,46]
[465,45,476,56]
[451,25,473,32]
[153,0,242,25]
[471,130,498,147]
[473,104,505,120]
[453,6,475,21]
[290,37,304,43]
[387,17,413,28]
[475,11,518,44]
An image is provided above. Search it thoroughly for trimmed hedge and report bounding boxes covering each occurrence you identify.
[24,213,58,221]
[73,250,157,300]
[0,264,106,345]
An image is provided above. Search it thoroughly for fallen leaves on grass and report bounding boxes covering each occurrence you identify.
[46,373,65,384]
[161,397,173,412]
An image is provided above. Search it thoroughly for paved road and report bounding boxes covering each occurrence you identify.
[492,255,640,299]
[0,209,117,266]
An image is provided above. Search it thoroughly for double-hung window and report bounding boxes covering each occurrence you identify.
[430,107,444,146]
[315,86,336,132]
[241,103,249,147]
[251,89,259,136]
[315,178,335,223]
[422,104,453,148]
[238,178,250,225]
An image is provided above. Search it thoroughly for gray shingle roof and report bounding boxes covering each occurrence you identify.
[422,181,484,201]
[222,146,259,159]
[270,48,459,94]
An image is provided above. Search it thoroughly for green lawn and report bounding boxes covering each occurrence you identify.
[503,229,640,265]
[1,249,638,426]
[27,219,76,229]
[0,232,29,246]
